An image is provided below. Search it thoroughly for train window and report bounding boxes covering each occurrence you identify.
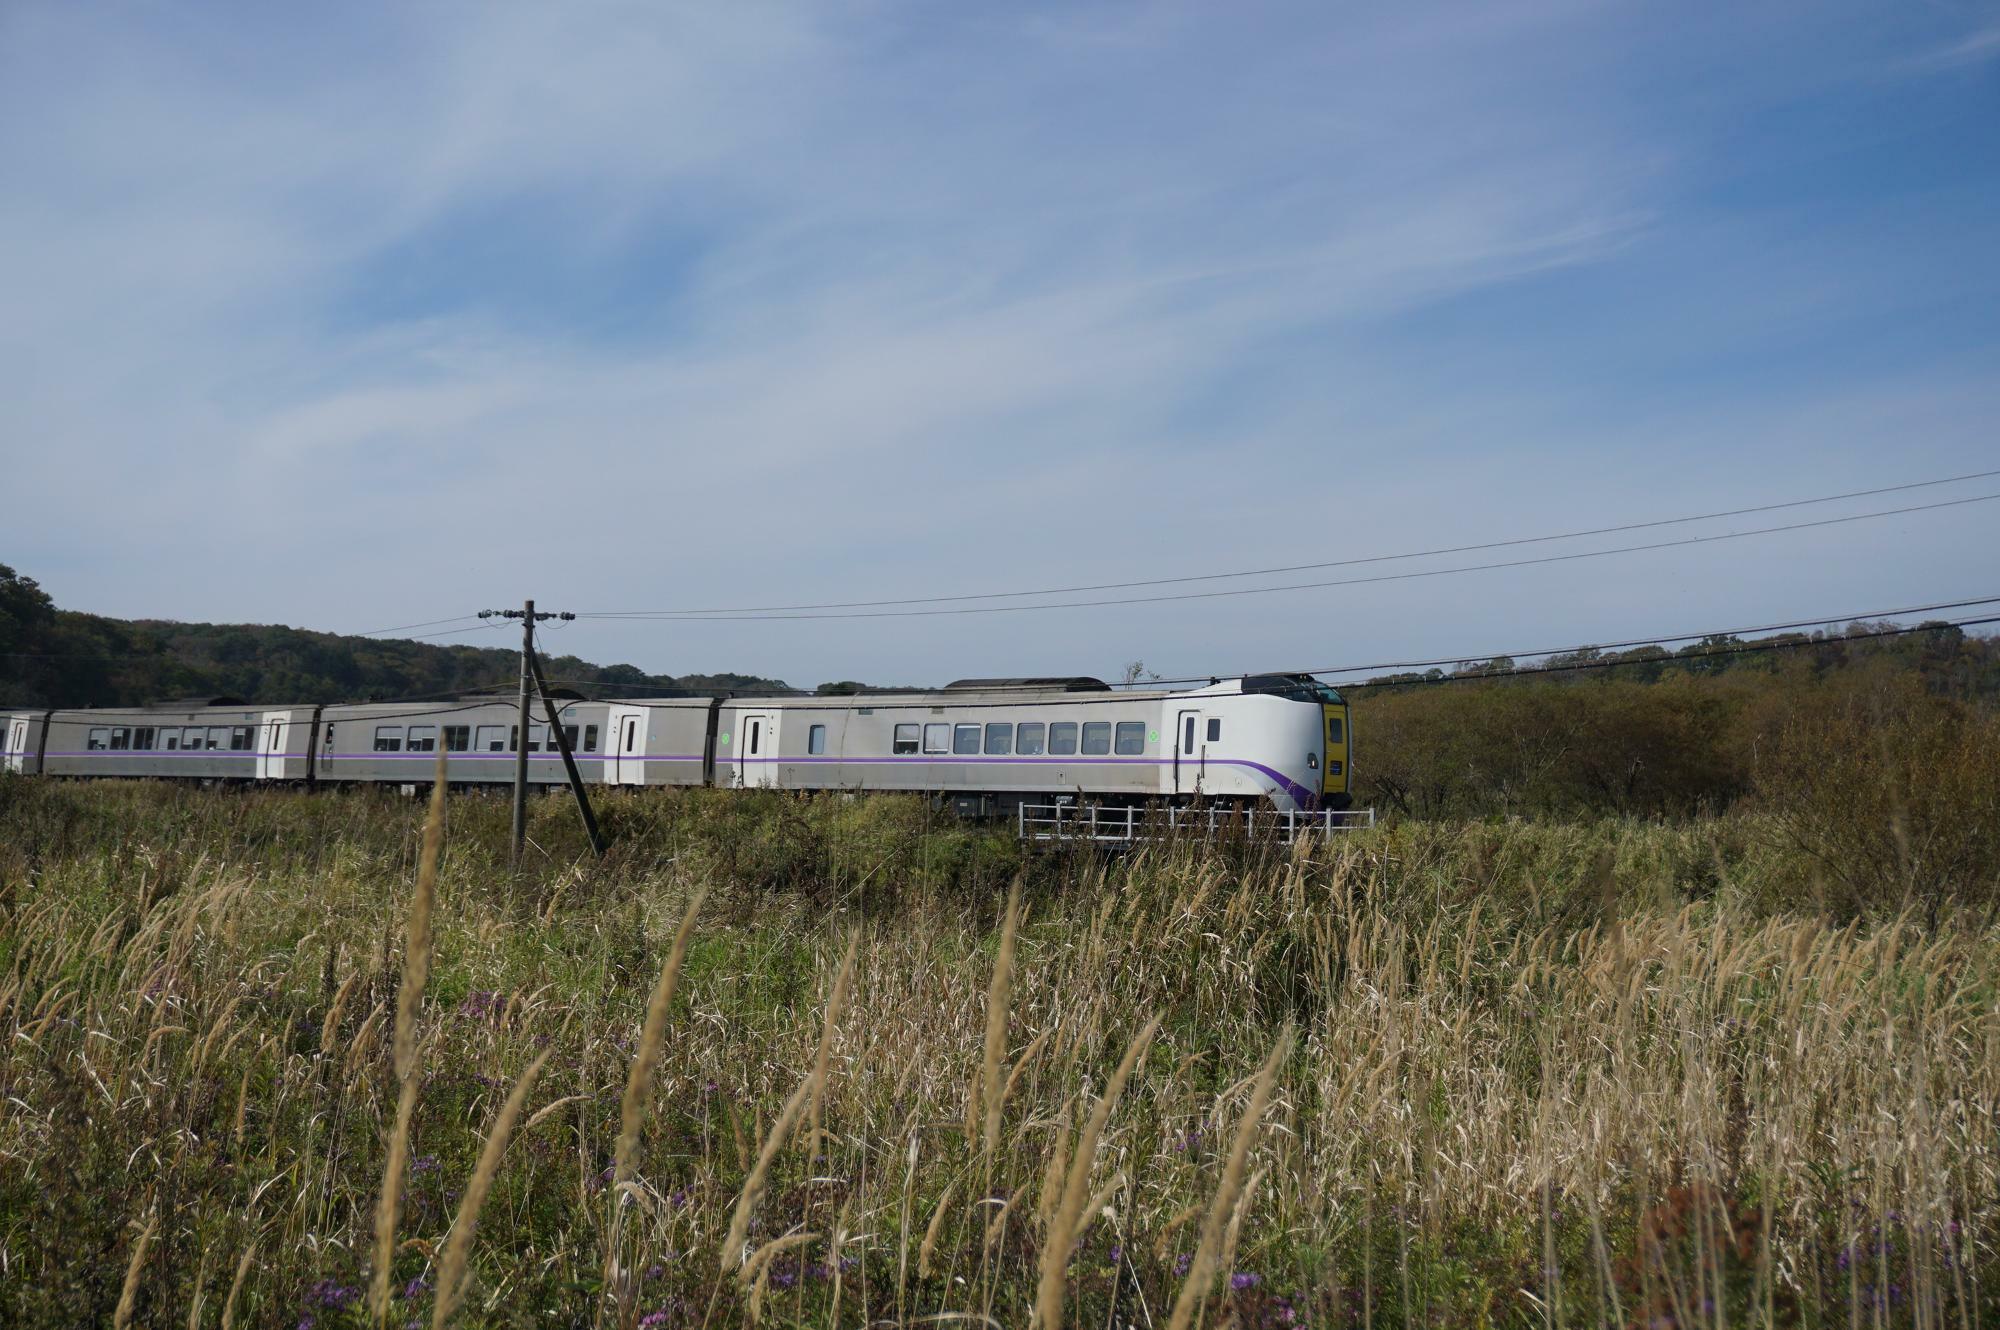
[323,724,334,746]
[808,724,827,755]
[407,725,438,753]
[923,723,950,754]
[892,723,920,755]
[207,727,229,750]
[953,724,981,755]
[373,726,404,753]
[110,727,131,750]
[193,727,214,750]
[1327,716,1344,744]
[1017,722,1045,755]
[475,725,507,753]
[984,723,1012,755]
[162,732,180,751]
[1207,719,1221,743]
[134,727,156,750]
[1114,722,1146,754]
[528,724,549,753]
[509,726,520,751]
[88,728,110,750]
[1048,722,1078,755]
[1183,717,1196,754]
[230,726,255,751]
[1081,722,1111,755]
[582,724,599,753]
[444,726,471,752]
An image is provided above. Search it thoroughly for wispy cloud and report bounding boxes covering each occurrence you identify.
[2,1,1994,681]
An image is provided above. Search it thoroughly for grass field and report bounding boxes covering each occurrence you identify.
[0,776,1993,1328]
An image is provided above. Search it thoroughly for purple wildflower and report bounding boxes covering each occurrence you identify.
[305,1279,361,1309]
[1231,1272,1260,1290]
[1174,1253,1193,1277]
[411,1154,439,1174]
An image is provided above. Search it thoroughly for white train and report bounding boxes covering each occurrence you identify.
[3,674,1352,812]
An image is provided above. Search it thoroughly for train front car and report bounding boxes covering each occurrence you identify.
[1228,674,1352,811]
[723,675,1348,815]
[1171,675,1348,812]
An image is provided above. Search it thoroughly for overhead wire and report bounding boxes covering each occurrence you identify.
[580,603,1997,711]
[577,468,2000,617]
[574,492,2000,622]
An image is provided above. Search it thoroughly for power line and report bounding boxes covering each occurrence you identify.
[1274,594,2000,686]
[1335,614,2000,691]
[578,468,2000,617]
[582,602,1999,712]
[350,614,486,638]
[578,492,2000,622]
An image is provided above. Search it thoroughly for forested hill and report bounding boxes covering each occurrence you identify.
[0,566,786,708]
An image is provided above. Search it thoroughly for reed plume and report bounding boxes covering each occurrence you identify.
[369,748,446,1324]
[1165,1026,1290,1330]
[433,1049,550,1327]
[1034,1016,1160,1329]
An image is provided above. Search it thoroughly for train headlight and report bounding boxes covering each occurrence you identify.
[1306,752,1319,770]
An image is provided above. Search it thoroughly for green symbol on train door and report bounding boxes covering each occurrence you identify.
[1148,730,1158,742]
[719,732,730,744]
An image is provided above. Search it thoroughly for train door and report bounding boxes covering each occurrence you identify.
[1174,708,1208,796]
[737,712,778,788]
[259,717,287,780]
[613,713,643,785]
[5,719,25,773]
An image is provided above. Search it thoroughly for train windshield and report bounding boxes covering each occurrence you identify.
[1239,673,1344,704]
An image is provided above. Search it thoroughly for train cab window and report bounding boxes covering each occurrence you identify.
[1081,722,1111,755]
[582,724,599,753]
[1327,716,1344,744]
[443,726,472,752]
[1114,721,1146,755]
[207,727,228,750]
[1017,722,1045,755]
[893,723,920,755]
[984,723,1012,755]
[230,726,255,751]
[88,728,110,750]
[953,724,981,755]
[134,727,156,750]
[475,725,507,753]
[406,725,438,753]
[109,727,131,750]
[373,726,404,752]
[1048,722,1078,755]
[808,724,827,755]
[922,723,950,754]
[1207,719,1222,743]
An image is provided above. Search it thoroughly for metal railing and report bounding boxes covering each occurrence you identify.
[1017,802,1376,844]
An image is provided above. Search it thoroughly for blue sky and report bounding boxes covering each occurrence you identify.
[3,1,1996,688]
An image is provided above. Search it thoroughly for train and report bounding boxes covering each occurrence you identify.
[1,674,1352,813]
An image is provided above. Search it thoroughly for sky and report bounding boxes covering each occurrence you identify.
[3,1,1997,689]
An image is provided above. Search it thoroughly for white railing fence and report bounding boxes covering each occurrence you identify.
[1017,802,1375,844]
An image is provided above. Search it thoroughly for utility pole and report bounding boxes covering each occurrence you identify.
[479,601,575,865]
[527,645,606,856]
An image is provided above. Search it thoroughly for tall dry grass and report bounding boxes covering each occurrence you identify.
[0,781,1995,1326]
